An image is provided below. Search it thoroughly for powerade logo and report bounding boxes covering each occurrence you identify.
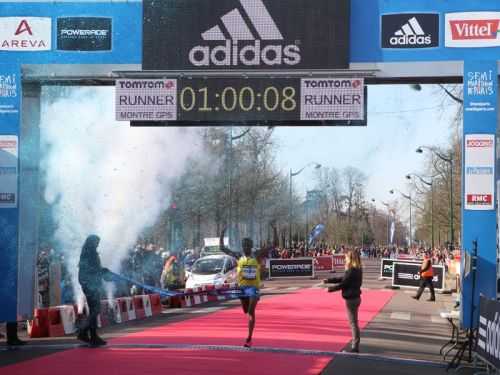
[57,17,112,51]
[189,0,300,67]
[381,13,439,49]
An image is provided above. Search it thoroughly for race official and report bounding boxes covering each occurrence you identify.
[412,251,436,302]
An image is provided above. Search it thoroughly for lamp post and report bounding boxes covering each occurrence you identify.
[289,163,321,248]
[416,146,454,249]
[371,199,391,246]
[390,189,413,247]
[406,173,434,249]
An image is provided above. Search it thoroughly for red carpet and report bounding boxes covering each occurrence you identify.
[1,288,393,375]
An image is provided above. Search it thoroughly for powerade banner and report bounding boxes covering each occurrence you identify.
[461,60,498,329]
[477,296,500,368]
[380,258,420,279]
[143,0,350,70]
[268,258,314,279]
[392,262,445,290]
[0,63,19,322]
[57,17,112,51]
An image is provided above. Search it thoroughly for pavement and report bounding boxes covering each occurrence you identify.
[0,259,482,375]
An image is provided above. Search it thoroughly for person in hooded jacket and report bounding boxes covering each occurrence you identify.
[77,234,112,347]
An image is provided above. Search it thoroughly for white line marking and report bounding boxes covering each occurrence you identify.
[390,312,411,321]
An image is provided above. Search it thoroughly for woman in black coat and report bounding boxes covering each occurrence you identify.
[77,235,111,347]
[324,249,363,353]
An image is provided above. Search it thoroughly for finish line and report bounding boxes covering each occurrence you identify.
[1,342,447,368]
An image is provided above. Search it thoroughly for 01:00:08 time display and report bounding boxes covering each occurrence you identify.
[179,86,297,112]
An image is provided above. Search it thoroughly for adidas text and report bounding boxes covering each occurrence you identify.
[389,34,432,46]
[188,40,301,67]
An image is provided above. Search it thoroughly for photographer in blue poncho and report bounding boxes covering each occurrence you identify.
[77,234,112,347]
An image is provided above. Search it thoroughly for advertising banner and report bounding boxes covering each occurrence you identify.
[333,254,346,269]
[462,60,498,329]
[0,135,18,208]
[477,296,500,368]
[464,134,495,210]
[392,262,445,290]
[120,77,366,126]
[143,0,350,70]
[57,17,112,51]
[314,256,333,272]
[380,258,420,279]
[268,258,314,279]
[381,13,439,49]
[0,63,19,322]
[446,12,500,48]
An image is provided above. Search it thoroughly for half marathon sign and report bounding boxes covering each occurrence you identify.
[392,262,445,290]
[268,258,314,279]
[142,0,350,71]
[380,258,420,279]
[115,77,366,126]
[477,296,500,369]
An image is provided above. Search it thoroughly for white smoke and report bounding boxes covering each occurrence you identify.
[40,87,200,304]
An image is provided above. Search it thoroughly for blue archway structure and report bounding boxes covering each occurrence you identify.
[0,0,498,330]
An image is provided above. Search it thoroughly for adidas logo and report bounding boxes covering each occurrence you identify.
[189,0,301,67]
[389,17,432,46]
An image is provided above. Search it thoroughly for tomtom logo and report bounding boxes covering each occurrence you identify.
[189,0,301,67]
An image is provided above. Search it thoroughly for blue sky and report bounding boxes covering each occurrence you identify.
[274,84,460,209]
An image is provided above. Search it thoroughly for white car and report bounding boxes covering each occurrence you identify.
[185,254,237,289]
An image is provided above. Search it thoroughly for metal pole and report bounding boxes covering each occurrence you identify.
[431,182,434,249]
[450,161,454,250]
[386,212,390,246]
[289,169,292,248]
[305,199,309,252]
[409,196,412,248]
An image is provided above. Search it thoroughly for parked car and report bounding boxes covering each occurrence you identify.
[185,254,237,289]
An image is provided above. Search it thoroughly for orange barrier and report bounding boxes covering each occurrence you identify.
[28,308,49,338]
[149,294,162,315]
[47,307,66,337]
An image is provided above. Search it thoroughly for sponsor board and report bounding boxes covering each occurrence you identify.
[333,254,346,268]
[57,17,112,51]
[0,71,18,116]
[477,296,500,368]
[115,79,177,121]
[268,258,314,279]
[446,12,500,48]
[380,258,420,279]
[314,256,333,272]
[381,13,439,49]
[143,0,349,70]
[392,262,445,290]
[464,134,495,210]
[0,135,18,208]
[0,17,51,51]
[300,78,364,121]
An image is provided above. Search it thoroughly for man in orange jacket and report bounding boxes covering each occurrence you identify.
[412,251,436,302]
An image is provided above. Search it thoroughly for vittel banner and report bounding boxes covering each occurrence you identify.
[381,13,439,49]
[446,12,500,48]
[142,0,350,70]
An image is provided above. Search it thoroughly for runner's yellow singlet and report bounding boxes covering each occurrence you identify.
[237,256,260,287]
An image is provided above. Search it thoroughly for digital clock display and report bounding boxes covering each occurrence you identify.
[116,77,366,126]
[178,78,299,122]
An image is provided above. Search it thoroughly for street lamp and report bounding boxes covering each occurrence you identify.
[416,146,454,249]
[371,198,392,246]
[406,173,434,249]
[289,163,321,248]
[390,188,413,247]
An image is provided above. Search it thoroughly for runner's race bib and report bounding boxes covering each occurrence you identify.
[241,266,257,280]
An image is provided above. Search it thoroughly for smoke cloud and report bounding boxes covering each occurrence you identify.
[40,87,200,304]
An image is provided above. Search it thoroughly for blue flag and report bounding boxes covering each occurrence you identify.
[308,224,325,246]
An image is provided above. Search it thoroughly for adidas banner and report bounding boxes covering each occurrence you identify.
[143,0,350,70]
[381,13,439,49]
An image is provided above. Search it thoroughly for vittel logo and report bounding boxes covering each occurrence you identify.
[189,0,301,67]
